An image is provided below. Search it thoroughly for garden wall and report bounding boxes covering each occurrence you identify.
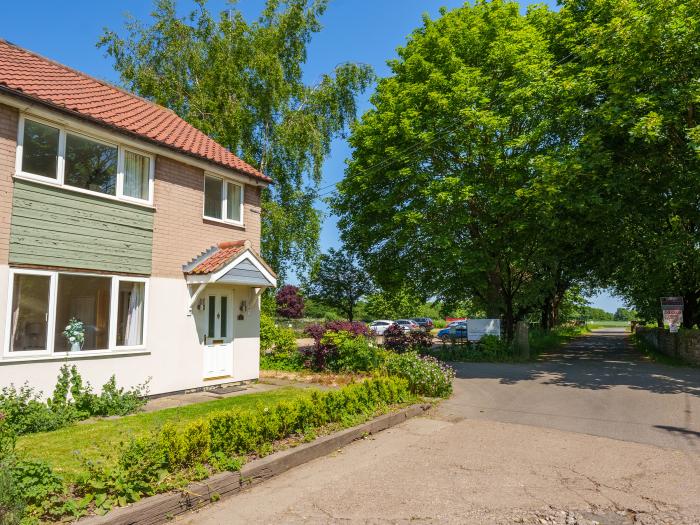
[635,327,700,365]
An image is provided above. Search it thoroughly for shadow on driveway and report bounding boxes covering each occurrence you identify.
[450,330,700,397]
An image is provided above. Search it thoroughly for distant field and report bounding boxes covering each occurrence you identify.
[587,320,630,328]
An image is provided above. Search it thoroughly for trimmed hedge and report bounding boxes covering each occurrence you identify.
[8,377,413,521]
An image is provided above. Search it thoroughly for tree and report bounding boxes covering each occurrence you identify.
[613,308,635,322]
[99,0,374,280]
[556,0,700,327]
[275,285,304,319]
[364,287,423,320]
[334,1,588,339]
[306,248,373,321]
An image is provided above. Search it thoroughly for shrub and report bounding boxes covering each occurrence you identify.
[275,285,305,319]
[302,321,370,370]
[433,319,447,329]
[385,351,454,398]
[320,332,386,373]
[0,366,148,436]
[383,324,433,353]
[0,384,77,435]
[75,377,411,515]
[259,313,302,370]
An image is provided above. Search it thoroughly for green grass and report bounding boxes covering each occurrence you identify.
[529,325,589,354]
[586,320,630,329]
[16,386,311,480]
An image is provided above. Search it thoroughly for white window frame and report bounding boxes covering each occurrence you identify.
[15,114,155,206]
[202,173,244,226]
[109,276,150,351]
[3,269,149,358]
[3,268,57,358]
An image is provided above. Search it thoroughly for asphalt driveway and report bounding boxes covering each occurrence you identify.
[179,329,700,524]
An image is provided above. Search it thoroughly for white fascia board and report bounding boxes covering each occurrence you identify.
[211,250,277,288]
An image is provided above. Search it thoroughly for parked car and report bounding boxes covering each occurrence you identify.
[437,322,468,341]
[411,317,434,332]
[369,320,394,335]
[394,319,421,333]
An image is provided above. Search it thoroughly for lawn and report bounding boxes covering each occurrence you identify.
[586,320,630,329]
[16,386,311,480]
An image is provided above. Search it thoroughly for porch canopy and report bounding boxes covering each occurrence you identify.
[183,240,277,312]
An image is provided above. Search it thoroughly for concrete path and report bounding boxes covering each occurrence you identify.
[179,330,700,524]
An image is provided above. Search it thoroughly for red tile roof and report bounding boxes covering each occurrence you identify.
[185,241,247,275]
[0,39,271,183]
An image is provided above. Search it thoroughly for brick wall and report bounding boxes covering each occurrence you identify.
[151,155,262,278]
[0,103,17,265]
[636,327,700,365]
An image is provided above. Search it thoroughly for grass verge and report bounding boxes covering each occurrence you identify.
[16,386,310,480]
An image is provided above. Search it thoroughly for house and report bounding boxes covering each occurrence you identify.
[0,39,276,397]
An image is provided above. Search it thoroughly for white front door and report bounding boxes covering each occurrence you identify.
[202,292,234,378]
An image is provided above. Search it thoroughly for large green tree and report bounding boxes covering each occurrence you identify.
[305,248,373,321]
[334,1,590,339]
[99,0,374,279]
[557,0,700,327]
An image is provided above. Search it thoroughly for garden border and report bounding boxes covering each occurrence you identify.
[79,403,431,525]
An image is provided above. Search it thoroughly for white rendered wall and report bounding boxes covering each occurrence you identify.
[0,267,261,398]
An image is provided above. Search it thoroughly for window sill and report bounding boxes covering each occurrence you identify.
[0,349,150,365]
[202,216,245,229]
[14,173,156,210]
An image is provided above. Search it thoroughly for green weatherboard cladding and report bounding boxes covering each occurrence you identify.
[9,179,154,274]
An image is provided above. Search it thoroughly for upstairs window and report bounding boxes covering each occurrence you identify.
[64,133,118,196]
[17,116,154,205]
[123,150,150,201]
[203,174,244,224]
[21,120,59,179]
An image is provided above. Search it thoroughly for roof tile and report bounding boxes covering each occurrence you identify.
[0,39,271,183]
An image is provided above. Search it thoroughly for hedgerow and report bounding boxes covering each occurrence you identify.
[6,377,412,522]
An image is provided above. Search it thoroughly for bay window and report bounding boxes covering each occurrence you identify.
[5,270,148,356]
[9,273,52,353]
[16,116,154,204]
[203,174,244,224]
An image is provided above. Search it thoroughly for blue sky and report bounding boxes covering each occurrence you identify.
[0,0,624,312]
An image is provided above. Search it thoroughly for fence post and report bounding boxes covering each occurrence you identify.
[514,321,530,359]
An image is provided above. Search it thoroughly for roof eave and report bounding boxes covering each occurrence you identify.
[0,86,272,186]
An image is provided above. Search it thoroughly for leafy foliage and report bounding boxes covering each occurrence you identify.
[384,352,454,398]
[275,285,305,319]
[306,248,373,321]
[99,0,374,279]
[30,378,411,520]
[259,313,302,370]
[0,366,148,436]
[382,324,433,354]
[333,0,595,340]
[302,321,369,370]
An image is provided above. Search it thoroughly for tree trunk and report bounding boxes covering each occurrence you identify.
[682,293,698,329]
[540,296,552,331]
[485,271,502,318]
[504,300,515,342]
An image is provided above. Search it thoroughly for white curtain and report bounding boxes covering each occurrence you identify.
[123,151,149,200]
[10,278,21,349]
[124,282,144,346]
